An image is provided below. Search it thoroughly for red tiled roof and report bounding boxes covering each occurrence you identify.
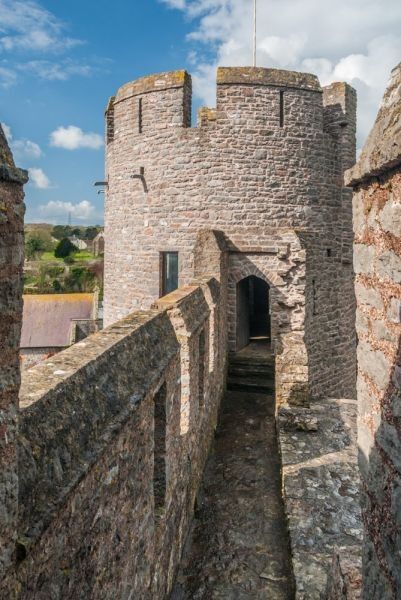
[21,293,94,348]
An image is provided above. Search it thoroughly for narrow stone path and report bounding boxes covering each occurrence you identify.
[171,342,294,599]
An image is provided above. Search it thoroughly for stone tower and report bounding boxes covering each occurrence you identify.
[104,67,357,403]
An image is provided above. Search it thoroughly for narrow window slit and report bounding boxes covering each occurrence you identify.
[279,91,285,128]
[138,98,143,134]
[312,278,318,316]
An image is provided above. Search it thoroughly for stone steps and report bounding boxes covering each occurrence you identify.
[227,348,275,394]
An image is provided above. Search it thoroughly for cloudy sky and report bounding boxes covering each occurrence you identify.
[1,0,400,224]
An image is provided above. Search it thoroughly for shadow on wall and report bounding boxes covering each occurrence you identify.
[9,273,227,597]
[359,335,401,599]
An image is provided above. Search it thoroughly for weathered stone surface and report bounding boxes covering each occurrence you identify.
[0,123,27,579]
[346,62,401,185]
[278,398,362,599]
[172,344,294,599]
[2,232,228,598]
[346,61,401,599]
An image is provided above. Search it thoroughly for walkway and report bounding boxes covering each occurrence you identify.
[171,342,294,599]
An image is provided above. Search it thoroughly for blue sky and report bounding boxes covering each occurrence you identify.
[1,0,195,224]
[1,0,401,225]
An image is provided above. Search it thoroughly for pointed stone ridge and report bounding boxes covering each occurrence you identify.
[346,61,401,186]
[0,123,14,167]
[0,122,28,184]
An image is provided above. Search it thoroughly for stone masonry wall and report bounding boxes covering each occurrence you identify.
[0,125,27,579]
[104,66,357,405]
[346,62,401,599]
[2,231,228,598]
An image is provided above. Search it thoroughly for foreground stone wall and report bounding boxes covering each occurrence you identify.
[2,231,228,598]
[279,399,362,599]
[346,62,401,599]
[0,125,27,578]
[105,66,357,405]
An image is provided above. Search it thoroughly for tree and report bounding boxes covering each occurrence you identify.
[52,225,73,240]
[25,232,50,260]
[55,237,75,259]
[83,226,100,240]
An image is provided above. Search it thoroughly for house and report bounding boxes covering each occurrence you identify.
[69,235,88,251]
[20,292,102,369]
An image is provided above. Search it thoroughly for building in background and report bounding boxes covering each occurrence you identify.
[20,292,102,369]
[93,231,105,256]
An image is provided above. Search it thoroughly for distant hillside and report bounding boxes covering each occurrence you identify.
[25,223,54,234]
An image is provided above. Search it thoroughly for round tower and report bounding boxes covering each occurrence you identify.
[104,66,356,402]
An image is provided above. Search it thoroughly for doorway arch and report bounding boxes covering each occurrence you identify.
[236,275,270,351]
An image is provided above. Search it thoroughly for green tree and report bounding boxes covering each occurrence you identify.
[52,225,73,240]
[55,237,75,259]
[83,226,100,240]
[25,232,50,260]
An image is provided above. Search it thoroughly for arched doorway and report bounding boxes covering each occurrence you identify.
[236,276,270,351]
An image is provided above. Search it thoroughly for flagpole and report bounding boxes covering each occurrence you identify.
[253,0,257,67]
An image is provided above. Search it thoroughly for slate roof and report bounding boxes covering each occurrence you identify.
[21,293,94,348]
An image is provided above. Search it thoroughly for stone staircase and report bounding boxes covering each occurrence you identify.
[227,343,275,394]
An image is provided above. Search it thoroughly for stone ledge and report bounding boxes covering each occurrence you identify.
[217,67,321,92]
[345,61,401,186]
[0,164,28,184]
[278,398,362,599]
[115,70,191,104]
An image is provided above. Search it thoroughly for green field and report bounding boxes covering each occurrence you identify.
[40,250,95,263]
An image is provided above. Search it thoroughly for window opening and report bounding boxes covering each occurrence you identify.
[160,252,179,297]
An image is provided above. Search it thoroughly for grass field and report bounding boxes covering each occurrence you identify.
[40,250,95,262]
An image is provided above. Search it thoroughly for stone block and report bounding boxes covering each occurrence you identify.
[355,283,383,311]
[354,244,375,275]
[357,340,391,391]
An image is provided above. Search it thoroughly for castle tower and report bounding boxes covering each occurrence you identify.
[104,67,357,403]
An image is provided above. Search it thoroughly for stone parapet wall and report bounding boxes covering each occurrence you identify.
[0,125,27,578]
[345,62,401,599]
[2,232,228,598]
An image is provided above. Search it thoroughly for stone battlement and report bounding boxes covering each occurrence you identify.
[2,231,229,597]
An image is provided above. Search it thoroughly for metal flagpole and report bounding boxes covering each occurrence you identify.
[253,0,257,67]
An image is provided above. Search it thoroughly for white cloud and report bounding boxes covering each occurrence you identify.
[1,122,42,161]
[161,0,186,8]
[49,125,103,150]
[39,200,98,221]
[0,64,17,86]
[20,59,92,81]
[0,0,82,54]
[29,167,50,189]
[0,2,96,84]
[160,0,401,147]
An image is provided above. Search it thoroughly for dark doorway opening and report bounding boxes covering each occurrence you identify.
[236,276,270,351]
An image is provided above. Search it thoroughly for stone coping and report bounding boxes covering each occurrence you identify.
[18,280,214,545]
[114,70,191,104]
[345,62,401,186]
[0,164,28,184]
[112,66,323,108]
[217,67,321,92]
